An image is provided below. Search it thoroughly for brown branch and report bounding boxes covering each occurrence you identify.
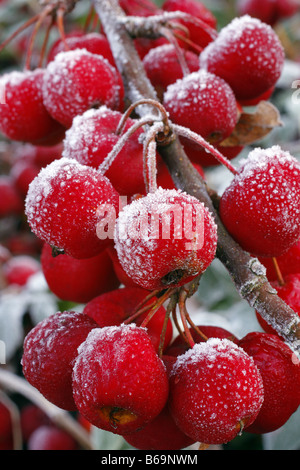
[91,0,300,357]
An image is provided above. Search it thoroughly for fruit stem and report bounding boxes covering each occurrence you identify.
[272,257,285,286]
[116,98,171,136]
[198,443,210,450]
[172,123,238,175]
[0,13,42,54]
[178,288,195,349]
[25,5,54,70]
[56,6,70,51]
[160,26,190,77]
[98,115,155,175]
[143,121,164,193]
[123,298,158,324]
[171,30,204,54]
[84,4,96,32]
[185,312,209,342]
[158,293,178,357]
[38,15,55,67]
[140,288,175,329]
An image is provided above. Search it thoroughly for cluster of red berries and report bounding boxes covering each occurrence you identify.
[21,305,300,448]
[0,0,300,450]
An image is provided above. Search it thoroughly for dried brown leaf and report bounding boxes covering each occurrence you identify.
[219,101,283,147]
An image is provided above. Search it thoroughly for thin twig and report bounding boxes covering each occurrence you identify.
[0,369,95,450]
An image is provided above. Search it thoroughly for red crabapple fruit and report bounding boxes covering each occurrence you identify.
[199,15,285,102]
[165,325,238,357]
[238,331,300,434]
[0,176,24,217]
[162,0,217,49]
[123,355,194,450]
[41,243,120,304]
[119,0,161,17]
[10,158,40,196]
[257,237,300,281]
[123,403,194,450]
[107,245,142,287]
[219,146,300,257]
[22,311,99,410]
[0,402,13,450]
[142,44,200,99]
[42,49,124,128]
[168,338,264,444]
[20,404,50,442]
[114,187,218,291]
[163,70,238,144]
[83,286,173,352]
[0,69,65,145]
[237,0,299,26]
[47,32,115,66]
[27,425,78,450]
[3,255,40,286]
[25,157,120,259]
[62,107,147,197]
[72,324,169,435]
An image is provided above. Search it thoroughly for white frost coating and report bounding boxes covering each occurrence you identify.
[25,157,79,212]
[171,337,256,375]
[42,48,122,127]
[200,14,284,76]
[114,187,218,289]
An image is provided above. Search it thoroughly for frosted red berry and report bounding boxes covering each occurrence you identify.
[62,107,147,197]
[25,157,120,259]
[72,324,169,435]
[3,255,40,286]
[41,243,120,304]
[168,338,264,445]
[199,15,285,101]
[47,32,115,66]
[22,311,99,410]
[219,146,300,257]
[162,0,217,49]
[83,286,173,352]
[42,49,124,128]
[163,70,238,144]
[114,187,218,291]
[0,69,65,145]
[238,331,300,434]
[166,324,238,357]
[142,44,200,99]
